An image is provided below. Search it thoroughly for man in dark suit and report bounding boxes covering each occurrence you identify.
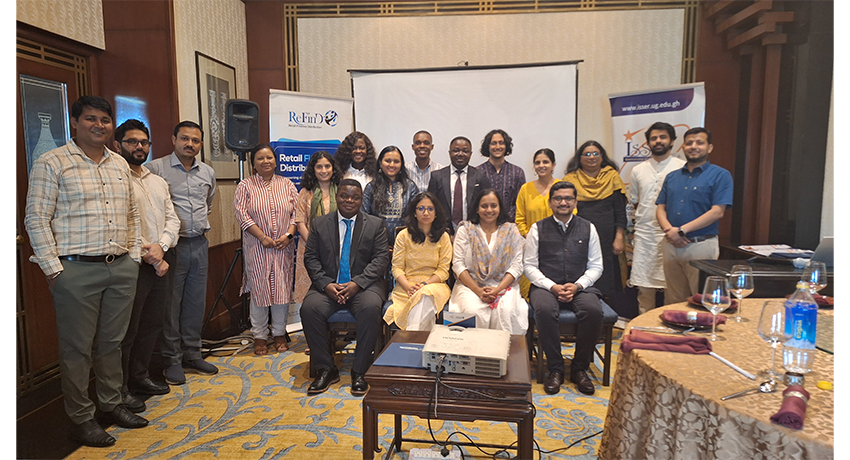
[427,136,492,232]
[302,179,390,396]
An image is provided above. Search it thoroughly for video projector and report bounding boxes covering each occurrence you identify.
[422,325,510,378]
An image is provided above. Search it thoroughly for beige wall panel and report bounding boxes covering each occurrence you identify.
[172,0,249,245]
[298,9,684,150]
[821,83,833,239]
[17,0,105,49]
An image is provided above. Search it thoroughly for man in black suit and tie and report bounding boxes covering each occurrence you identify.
[302,179,390,396]
[427,136,492,232]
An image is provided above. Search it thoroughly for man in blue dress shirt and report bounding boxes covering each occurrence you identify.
[655,127,733,304]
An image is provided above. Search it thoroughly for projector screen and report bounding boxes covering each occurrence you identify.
[351,62,578,182]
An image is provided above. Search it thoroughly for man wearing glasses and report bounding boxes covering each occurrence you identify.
[524,181,604,396]
[147,121,218,385]
[114,119,179,410]
[427,136,491,233]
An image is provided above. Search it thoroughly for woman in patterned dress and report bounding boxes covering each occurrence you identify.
[234,145,299,355]
[383,192,452,331]
[361,145,419,247]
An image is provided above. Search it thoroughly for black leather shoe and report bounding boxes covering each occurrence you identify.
[307,367,340,395]
[72,420,115,447]
[543,371,564,395]
[103,404,149,429]
[351,371,368,396]
[570,369,595,395]
[123,392,146,413]
[129,377,170,395]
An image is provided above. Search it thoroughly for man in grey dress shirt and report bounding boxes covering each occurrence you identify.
[406,130,444,193]
[147,121,218,385]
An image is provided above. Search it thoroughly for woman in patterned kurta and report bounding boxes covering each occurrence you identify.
[383,192,452,331]
[361,145,419,247]
[234,146,299,355]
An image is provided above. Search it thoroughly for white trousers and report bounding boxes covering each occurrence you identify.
[250,299,290,339]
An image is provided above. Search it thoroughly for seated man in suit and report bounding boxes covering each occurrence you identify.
[523,181,604,396]
[428,136,491,233]
[302,179,390,396]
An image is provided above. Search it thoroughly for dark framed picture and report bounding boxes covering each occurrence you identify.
[195,52,239,179]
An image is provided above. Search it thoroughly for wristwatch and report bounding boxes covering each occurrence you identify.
[285,232,294,240]
[159,242,169,252]
[677,227,687,239]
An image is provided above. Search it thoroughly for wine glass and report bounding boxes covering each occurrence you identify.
[757,300,791,381]
[801,261,827,295]
[701,276,731,341]
[728,265,754,323]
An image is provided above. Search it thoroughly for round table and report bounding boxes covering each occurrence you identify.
[599,299,834,460]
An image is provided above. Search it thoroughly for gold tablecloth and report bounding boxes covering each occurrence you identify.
[599,300,834,460]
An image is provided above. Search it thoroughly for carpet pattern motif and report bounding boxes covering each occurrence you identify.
[69,331,622,459]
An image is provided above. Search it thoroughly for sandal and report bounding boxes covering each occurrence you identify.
[254,338,268,355]
[273,336,289,352]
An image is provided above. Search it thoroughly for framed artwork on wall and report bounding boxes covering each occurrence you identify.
[195,51,239,180]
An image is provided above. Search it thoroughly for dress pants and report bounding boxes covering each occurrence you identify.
[661,238,719,305]
[162,234,208,365]
[121,249,175,389]
[50,255,138,423]
[529,285,603,374]
[301,287,384,374]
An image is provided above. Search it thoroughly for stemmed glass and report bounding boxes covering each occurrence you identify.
[757,300,792,381]
[728,265,754,323]
[701,276,731,341]
[801,261,827,295]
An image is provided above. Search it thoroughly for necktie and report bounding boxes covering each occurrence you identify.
[338,218,353,283]
[452,169,464,226]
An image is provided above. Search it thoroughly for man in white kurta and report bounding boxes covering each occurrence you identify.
[627,122,686,315]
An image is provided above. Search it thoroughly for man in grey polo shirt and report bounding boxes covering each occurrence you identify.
[147,121,218,384]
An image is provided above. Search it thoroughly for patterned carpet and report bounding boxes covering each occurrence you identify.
[69,330,622,460]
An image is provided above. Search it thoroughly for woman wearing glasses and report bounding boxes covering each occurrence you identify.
[383,192,452,331]
[562,141,627,298]
[361,146,419,247]
[447,189,528,334]
[234,145,299,355]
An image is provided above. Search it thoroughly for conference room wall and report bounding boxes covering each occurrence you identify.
[16,0,106,50]
[297,9,685,166]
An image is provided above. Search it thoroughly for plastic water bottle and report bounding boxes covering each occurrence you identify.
[782,281,817,374]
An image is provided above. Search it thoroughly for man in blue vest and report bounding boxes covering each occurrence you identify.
[524,181,604,395]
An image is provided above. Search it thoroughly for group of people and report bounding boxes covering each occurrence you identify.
[24,93,733,447]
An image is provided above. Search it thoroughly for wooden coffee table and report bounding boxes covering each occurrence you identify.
[362,331,533,459]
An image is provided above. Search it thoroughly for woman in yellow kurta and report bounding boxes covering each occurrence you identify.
[515,148,559,298]
[383,191,452,331]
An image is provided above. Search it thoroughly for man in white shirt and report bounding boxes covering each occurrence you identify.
[114,119,180,411]
[524,181,604,396]
[627,121,686,314]
[406,130,444,192]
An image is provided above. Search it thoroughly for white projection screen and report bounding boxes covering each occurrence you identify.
[351,62,578,181]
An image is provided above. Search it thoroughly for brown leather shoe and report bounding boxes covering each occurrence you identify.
[543,371,564,395]
[570,369,595,395]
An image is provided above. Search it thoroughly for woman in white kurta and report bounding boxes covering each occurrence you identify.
[448,189,528,335]
[234,146,299,355]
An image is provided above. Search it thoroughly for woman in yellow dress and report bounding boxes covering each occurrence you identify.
[383,192,452,331]
[515,148,559,298]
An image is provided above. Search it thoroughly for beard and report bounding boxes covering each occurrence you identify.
[651,144,672,156]
[121,148,146,165]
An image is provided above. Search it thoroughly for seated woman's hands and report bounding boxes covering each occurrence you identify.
[477,286,498,304]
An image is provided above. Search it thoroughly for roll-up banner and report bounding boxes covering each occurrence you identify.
[608,83,705,185]
[268,89,354,188]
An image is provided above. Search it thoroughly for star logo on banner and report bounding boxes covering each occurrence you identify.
[623,129,641,142]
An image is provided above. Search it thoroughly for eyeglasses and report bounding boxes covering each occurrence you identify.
[550,195,576,203]
[416,206,435,213]
[121,139,151,147]
[582,151,600,157]
[450,149,472,155]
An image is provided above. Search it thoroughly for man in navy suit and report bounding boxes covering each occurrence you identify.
[427,136,492,232]
[301,179,390,396]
